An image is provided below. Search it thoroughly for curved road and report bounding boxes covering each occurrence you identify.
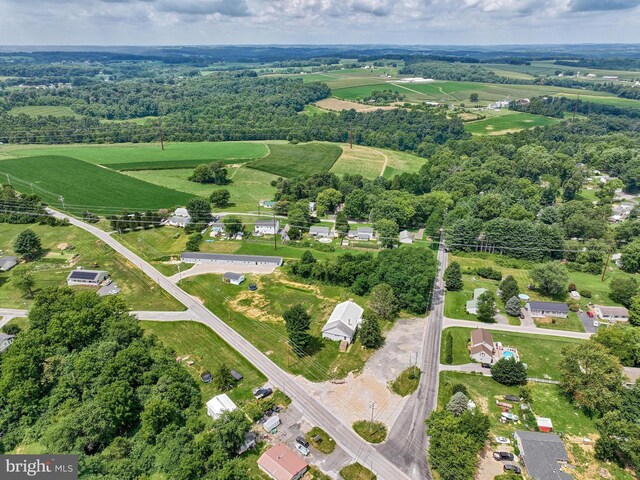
[47,209,412,480]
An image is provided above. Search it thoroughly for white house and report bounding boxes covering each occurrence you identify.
[594,305,629,323]
[321,300,364,344]
[166,215,190,228]
[174,207,190,217]
[223,272,245,285]
[309,226,331,238]
[398,230,413,244]
[255,219,280,235]
[469,328,494,364]
[206,393,237,419]
[526,301,569,318]
[357,227,374,241]
[67,269,109,286]
[466,288,488,315]
[0,333,16,353]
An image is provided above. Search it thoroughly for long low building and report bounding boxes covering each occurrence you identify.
[181,252,283,267]
[67,269,109,286]
[594,305,629,322]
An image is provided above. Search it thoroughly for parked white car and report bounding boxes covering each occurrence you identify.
[593,320,600,327]
[495,436,510,445]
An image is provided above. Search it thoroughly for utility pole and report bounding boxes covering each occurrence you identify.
[369,401,376,435]
[158,118,165,151]
[601,241,614,282]
[6,173,10,186]
[349,121,353,150]
[572,94,579,122]
[59,195,65,211]
[273,213,277,251]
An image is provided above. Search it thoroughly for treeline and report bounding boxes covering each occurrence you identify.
[555,58,640,72]
[0,184,66,226]
[0,288,254,479]
[511,95,640,120]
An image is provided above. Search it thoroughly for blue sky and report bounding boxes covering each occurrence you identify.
[1,0,639,45]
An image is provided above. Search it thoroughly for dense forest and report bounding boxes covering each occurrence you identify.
[0,289,254,479]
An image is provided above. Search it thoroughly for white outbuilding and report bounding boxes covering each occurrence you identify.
[206,393,237,420]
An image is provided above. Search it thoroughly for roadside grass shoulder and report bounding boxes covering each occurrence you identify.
[247,143,342,178]
[352,420,387,444]
[389,367,421,396]
[306,427,336,454]
[339,463,376,480]
[140,320,266,402]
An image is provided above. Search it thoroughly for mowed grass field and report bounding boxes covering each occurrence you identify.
[0,155,193,212]
[126,165,278,213]
[248,142,342,178]
[330,145,386,178]
[2,141,268,166]
[9,105,80,117]
[465,111,561,135]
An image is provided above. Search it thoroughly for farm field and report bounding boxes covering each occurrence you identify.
[330,144,386,178]
[1,141,268,165]
[0,223,184,310]
[440,327,583,380]
[126,165,278,213]
[140,320,267,402]
[179,272,380,381]
[247,142,342,178]
[465,111,561,135]
[483,60,640,81]
[0,155,193,212]
[8,105,80,117]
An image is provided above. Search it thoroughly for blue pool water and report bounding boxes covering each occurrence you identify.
[503,351,515,360]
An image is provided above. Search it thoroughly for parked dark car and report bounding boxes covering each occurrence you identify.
[493,451,515,461]
[248,283,258,291]
[519,312,525,319]
[503,464,521,474]
[296,436,310,449]
[504,395,520,402]
[253,387,273,400]
[481,363,492,369]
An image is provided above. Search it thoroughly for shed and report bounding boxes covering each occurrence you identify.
[223,272,246,285]
[230,369,243,381]
[398,230,413,244]
[206,393,237,420]
[263,414,281,432]
[536,417,553,433]
[0,255,18,272]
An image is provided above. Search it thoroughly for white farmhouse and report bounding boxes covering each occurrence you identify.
[254,219,280,235]
[321,300,364,344]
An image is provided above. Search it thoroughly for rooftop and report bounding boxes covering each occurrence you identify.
[67,269,107,282]
[256,219,279,227]
[470,328,493,347]
[516,430,573,480]
[181,252,283,265]
[0,333,16,342]
[223,272,245,281]
[257,444,308,480]
[528,301,569,313]
[596,305,629,317]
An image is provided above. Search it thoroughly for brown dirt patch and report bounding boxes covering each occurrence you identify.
[228,285,281,323]
[314,98,397,113]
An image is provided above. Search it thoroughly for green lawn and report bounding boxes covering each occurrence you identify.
[125,165,278,213]
[4,317,28,331]
[140,320,266,402]
[0,223,183,311]
[178,273,378,381]
[2,141,268,165]
[306,427,336,454]
[339,463,376,480]
[353,420,387,443]
[247,143,342,178]
[465,111,561,135]
[389,367,421,396]
[0,155,193,213]
[9,105,80,118]
[438,372,596,437]
[534,312,585,332]
[440,327,584,380]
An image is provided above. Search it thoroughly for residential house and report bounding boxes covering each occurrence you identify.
[321,299,364,343]
[257,444,308,480]
[0,333,16,353]
[255,219,280,235]
[469,328,494,364]
[398,230,413,244]
[181,252,283,267]
[0,256,18,272]
[260,200,277,209]
[206,393,237,420]
[356,227,374,241]
[223,272,245,285]
[594,305,629,323]
[466,288,488,315]
[309,226,331,238]
[515,430,573,480]
[166,215,190,228]
[66,269,108,286]
[174,207,190,217]
[526,301,569,318]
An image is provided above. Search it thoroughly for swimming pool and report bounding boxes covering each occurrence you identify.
[503,351,515,360]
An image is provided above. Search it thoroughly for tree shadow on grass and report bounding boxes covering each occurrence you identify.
[305,335,326,357]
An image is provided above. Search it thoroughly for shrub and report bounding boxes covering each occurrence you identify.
[476,266,502,281]
[568,283,577,292]
[444,331,454,364]
[579,289,592,298]
[568,300,580,312]
[452,384,469,396]
[491,358,527,386]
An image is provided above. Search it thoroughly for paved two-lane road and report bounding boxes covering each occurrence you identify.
[47,209,412,480]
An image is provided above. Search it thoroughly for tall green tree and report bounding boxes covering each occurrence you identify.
[530,262,568,297]
[609,277,638,308]
[210,189,231,208]
[505,296,522,317]
[335,210,349,237]
[12,266,35,298]
[476,291,496,323]
[446,392,469,416]
[444,262,463,291]
[315,188,342,216]
[368,283,399,321]
[630,295,640,327]
[620,239,640,273]
[499,275,519,304]
[491,358,527,386]
[222,216,243,236]
[374,218,399,249]
[186,198,212,226]
[13,229,42,260]
[359,317,383,349]
[283,304,311,357]
[213,364,235,392]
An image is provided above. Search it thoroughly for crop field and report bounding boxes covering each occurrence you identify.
[330,145,386,178]
[483,60,640,81]
[1,141,268,165]
[8,105,80,117]
[0,155,193,212]
[126,165,278,213]
[247,142,342,178]
[465,111,561,135]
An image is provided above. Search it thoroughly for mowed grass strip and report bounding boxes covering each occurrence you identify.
[465,111,561,135]
[247,143,342,178]
[4,141,268,165]
[0,155,193,212]
[106,158,257,171]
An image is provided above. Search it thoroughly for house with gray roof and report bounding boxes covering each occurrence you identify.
[67,269,108,286]
[515,430,573,480]
[0,333,16,353]
[526,301,569,318]
[0,256,18,272]
[181,252,283,267]
[398,230,413,244]
[357,227,374,241]
[223,272,245,285]
[321,300,364,344]
[309,226,331,238]
[594,305,629,323]
[466,288,488,315]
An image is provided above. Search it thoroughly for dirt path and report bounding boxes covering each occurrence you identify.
[378,150,388,177]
